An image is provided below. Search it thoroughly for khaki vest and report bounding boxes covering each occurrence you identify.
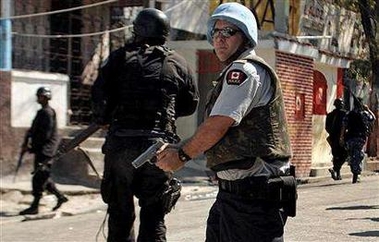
[205,55,292,171]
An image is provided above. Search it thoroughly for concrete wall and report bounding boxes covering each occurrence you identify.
[11,70,69,128]
[311,64,338,169]
[0,70,16,175]
[318,63,339,113]
[255,40,276,67]
[167,40,212,141]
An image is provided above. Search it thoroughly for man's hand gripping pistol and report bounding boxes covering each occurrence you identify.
[131,139,181,214]
[132,139,166,168]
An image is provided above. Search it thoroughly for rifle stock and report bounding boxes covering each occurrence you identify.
[344,86,364,109]
[55,123,101,159]
[52,123,102,178]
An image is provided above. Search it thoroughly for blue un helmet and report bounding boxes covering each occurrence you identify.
[207,2,258,48]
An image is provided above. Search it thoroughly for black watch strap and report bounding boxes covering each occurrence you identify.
[178,148,191,163]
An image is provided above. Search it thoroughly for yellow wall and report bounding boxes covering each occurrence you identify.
[209,0,302,35]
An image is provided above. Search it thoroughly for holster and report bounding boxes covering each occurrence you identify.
[267,176,297,217]
[160,178,182,214]
[217,175,297,217]
[32,162,51,175]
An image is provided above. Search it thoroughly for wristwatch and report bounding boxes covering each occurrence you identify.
[178,148,191,163]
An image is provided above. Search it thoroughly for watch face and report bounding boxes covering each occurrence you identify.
[179,155,185,162]
[178,148,190,162]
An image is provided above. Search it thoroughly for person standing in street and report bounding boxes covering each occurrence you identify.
[19,87,68,215]
[325,98,348,180]
[156,3,295,242]
[342,97,375,183]
[91,8,199,242]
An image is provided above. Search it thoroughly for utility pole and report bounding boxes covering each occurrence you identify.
[0,0,12,70]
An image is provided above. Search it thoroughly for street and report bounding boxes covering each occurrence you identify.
[1,174,378,242]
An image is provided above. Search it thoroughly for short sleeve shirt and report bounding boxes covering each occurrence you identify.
[210,52,273,126]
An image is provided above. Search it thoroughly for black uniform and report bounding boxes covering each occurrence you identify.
[325,107,347,179]
[27,105,67,209]
[343,107,375,182]
[92,43,198,242]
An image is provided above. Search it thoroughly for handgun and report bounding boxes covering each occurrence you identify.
[132,139,165,169]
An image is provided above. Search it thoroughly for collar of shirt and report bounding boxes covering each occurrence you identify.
[238,48,256,59]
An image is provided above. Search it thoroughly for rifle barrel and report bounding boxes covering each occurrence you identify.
[57,123,100,156]
[13,150,26,183]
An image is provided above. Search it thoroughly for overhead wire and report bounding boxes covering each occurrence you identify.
[6,0,208,39]
[0,0,117,20]
[6,0,125,38]
[12,25,132,38]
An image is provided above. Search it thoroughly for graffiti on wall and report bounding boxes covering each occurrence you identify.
[299,0,367,58]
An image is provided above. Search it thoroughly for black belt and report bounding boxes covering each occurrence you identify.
[218,176,268,198]
[111,129,179,143]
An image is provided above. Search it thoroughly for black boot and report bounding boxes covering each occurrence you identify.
[46,182,69,211]
[336,171,342,180]
[52,196,68,211]
[19,197,40,215]
[352,173,359,183]
[328,168,337,180]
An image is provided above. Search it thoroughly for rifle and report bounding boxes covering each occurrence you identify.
[55,123,101,159]
[13,149,27,183]
[13,132,30,182]
[344,86,364,110]
[53,123,102,178]
[132,139,165,168]
[13,124,102,181]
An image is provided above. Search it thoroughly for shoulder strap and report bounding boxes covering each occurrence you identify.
[154,46,173,83]
[235,56,281,101]
[236,55,279,82]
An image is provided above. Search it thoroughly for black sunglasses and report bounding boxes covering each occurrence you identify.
[211,27,240,39]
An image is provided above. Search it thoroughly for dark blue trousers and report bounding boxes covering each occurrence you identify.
[206,189,287,242]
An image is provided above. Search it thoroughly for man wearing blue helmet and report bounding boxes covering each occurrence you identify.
[157,2,294,242]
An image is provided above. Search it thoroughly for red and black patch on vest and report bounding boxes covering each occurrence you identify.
[225,69,248,85]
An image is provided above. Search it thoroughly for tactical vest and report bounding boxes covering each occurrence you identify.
[111,44,177,136]
[346,110,373,139]
[30,105,59,156]
[205,56,292,171]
